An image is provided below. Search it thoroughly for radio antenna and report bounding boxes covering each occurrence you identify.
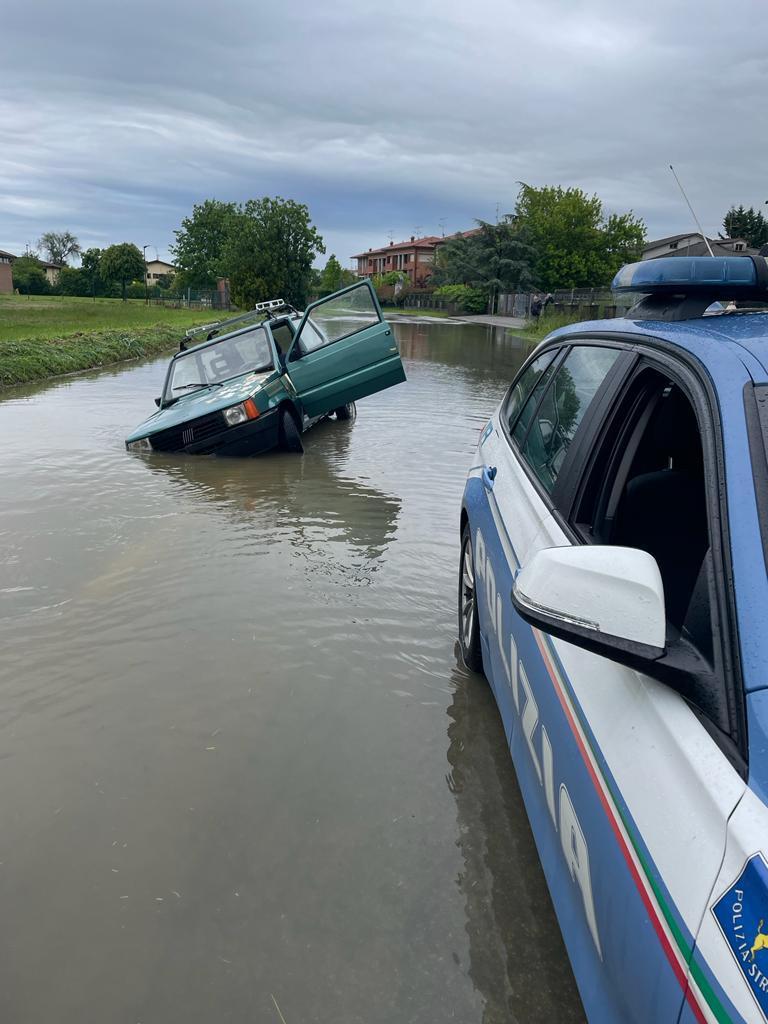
[669,164,715,257]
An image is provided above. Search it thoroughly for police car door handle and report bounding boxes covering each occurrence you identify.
[482,465,497,490]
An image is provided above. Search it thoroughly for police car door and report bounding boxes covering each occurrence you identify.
[495,345,746,1023]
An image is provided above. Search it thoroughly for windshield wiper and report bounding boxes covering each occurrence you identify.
[173,381,223,392]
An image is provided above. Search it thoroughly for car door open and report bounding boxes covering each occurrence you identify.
[285,281,406,418]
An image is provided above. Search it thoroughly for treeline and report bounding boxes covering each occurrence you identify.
[13,242,155,301]
[427,184,646,312]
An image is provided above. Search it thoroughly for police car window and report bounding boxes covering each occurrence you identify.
[520,346,620,493]
[504,350,557,433]
[511,357,559,447]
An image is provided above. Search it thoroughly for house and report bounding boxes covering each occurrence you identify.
[145,258,176,285]
[0,249,16,294]
[642,233,756,260]
[40,261,62,285]
[352,230,480,288]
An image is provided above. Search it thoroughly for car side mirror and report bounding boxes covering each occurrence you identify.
[511,545,667,666]
[154,397,162,408]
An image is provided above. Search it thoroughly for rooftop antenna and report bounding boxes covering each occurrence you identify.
[669,164,715,257]
[438,218,446,237]
[387,230,394,243]
[414,225,423,239]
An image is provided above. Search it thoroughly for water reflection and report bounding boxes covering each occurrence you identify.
[447,652,586,1024]
[139,415,401,573]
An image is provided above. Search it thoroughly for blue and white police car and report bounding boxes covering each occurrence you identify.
[458,256,768,1024]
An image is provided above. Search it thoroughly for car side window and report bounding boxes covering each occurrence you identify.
[292,282,381,358]
[518,346,621,493]
[570,366,745,750]
[504,350,558,433]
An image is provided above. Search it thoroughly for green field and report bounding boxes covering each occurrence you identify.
[0,294,213,343]
[0,295,217,387]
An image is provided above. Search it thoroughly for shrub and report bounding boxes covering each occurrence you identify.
[434,284,487,313]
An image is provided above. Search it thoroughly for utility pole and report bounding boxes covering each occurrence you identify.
[142,245,151,305]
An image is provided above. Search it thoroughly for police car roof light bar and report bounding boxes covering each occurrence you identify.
[612,256,768,322]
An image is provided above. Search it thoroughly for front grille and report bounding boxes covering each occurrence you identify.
[150,409,226,451]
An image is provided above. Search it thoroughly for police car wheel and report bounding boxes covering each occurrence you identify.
[280,408,304,453]
[334,402,356,421]
[459,524,484,675]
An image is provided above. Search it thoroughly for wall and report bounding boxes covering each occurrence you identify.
[0,262,13,294]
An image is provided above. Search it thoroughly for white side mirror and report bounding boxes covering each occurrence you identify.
[512,545,666,660]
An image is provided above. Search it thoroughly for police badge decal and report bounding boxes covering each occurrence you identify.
[712,852,768,1020]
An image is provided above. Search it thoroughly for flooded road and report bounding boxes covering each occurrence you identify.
[0,322,585,1024]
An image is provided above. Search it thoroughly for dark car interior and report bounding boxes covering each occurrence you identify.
[578,372,711,649]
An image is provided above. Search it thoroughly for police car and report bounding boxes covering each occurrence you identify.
[458,256,768,1023]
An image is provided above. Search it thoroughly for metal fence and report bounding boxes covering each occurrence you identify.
[149,288,233,311]
[495,289,636,319]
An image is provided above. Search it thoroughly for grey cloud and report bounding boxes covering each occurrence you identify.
[1,0,766,263]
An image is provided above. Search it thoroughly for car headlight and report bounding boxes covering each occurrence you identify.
[223,399,259,426]
[126,437,153,452]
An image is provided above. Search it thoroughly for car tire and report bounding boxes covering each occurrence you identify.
[280,408,304,453]
[459,524,485,675]
[334,402,356,421]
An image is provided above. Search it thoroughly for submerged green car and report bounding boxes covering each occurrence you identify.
[125,280,406,456]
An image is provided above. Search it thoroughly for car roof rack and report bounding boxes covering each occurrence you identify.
[612,256,768,321]
[180,299,300,349]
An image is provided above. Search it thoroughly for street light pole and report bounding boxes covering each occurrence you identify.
[142,245,151,305]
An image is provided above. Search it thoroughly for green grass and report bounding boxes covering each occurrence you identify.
[0,294,212,343]
[508,311,584,343]
[0,295,217,387]
[0,324,202,387]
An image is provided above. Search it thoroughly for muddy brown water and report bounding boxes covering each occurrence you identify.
[0,322,586,1024]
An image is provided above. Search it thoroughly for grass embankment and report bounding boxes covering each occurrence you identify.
[380,306,455,319]
[0,295,214,387]
[510,312,583,343]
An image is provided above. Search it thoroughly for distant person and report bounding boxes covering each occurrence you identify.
[530,294,543,321]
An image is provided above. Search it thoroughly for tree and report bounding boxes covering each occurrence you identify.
[722,205,768,249]
[100,243,146,301]
[513,184,645,290]
[12,256,50,294]
[221,197,325,308]
[80,248,103,299]
[318,254,356,295]
[432,219,537,303]
[171,199,238,289]
[38,231,81,266]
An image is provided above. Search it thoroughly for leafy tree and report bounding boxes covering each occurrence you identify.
[513,184,645,290]
[80,248,103,299]
[222,197,325,308]
[722,205,768,249]
[12,256,50,294]
[432,219,537,302]
[57,266,88,296]
[100,243,146,301]
[38,230,81,266]
[172,199,238,289]
[318,254,355,295]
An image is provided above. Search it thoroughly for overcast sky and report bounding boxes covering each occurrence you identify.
[1,0,766,268]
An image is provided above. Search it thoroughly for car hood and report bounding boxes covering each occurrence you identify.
[126,369,277,442]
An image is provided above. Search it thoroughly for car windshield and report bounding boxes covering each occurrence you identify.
[167,327,273,398]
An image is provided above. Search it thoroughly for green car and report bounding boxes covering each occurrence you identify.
[125,280,406,456]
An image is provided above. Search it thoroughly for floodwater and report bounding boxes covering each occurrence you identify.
[0,321,586,1024]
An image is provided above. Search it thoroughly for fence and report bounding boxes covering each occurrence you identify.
[149,286,233,312]
[495,289,636,320]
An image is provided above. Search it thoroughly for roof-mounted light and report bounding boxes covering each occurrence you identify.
[612,256,768,321]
